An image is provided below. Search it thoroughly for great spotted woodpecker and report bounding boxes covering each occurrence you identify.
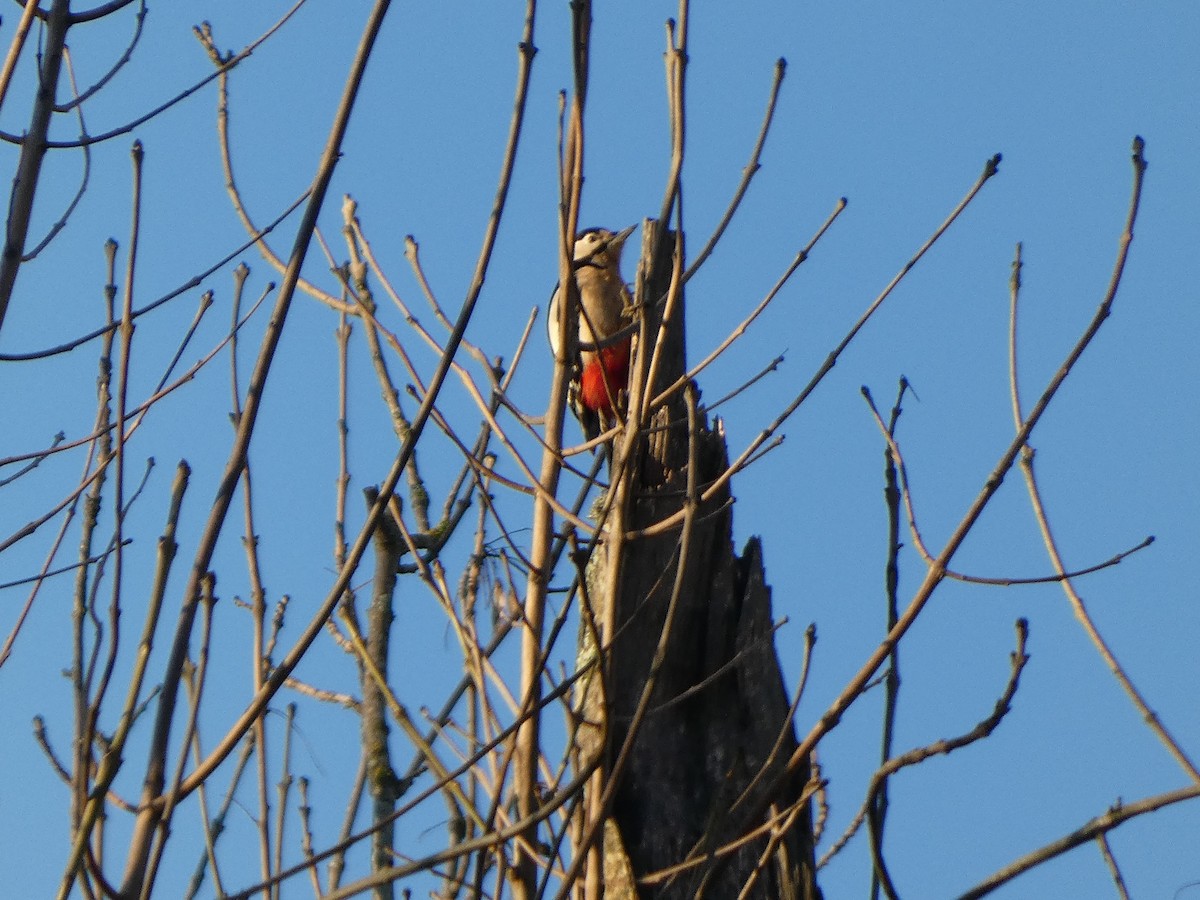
[547,225,637,444]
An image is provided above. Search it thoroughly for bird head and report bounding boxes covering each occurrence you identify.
[572,224,637,269]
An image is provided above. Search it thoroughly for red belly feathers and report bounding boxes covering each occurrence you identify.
[578,339,631,415]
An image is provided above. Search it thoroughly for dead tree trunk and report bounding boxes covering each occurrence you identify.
[584,221,821,899]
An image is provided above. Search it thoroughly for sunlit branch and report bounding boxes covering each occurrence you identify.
[296,777,322,897]
[230,651,602,900]
[1012,332,1198,780]
[959,783,1200,899]
[312,762,602,900]
[682,56,786,285]
[1096,833,1130,900]
[119,7,400,895]
[638,787,819,888]
[178,0,532,821]
[340,222,433,531]
[656,8,688,226]
[401,231,495,376]
[419,392,597,536]
[69,238,119,865]
[729,138,1144,869]
[0,0,41,116]
[331,307,358,651]
[328,753,368,891]
[517,0,580,882]
[85,145,145,822]
[650,189,844,406]
[727,622,817,813]
[861,385,1155,587]
[197,20,351,314]
[560,383,701,895]
[229,303,276,889]
[144,575,219,893]
[0,288,269,558]
[632,156,1000,540]
[59,457,186,899]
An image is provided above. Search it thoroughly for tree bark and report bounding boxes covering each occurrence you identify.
[586,221,821,899]
[362,487,402,900]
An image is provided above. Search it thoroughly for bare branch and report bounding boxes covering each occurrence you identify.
[682,56,786,284]
[1096,833,1131,900]
[117,7,400,894]
[0,0,41,115]
[0,0,70,335]
[958,783,1200,899]
[861,384,1155,587]
[737,138,1144,856]
[0,192,299,362]
[55,1,146,112]
[631,154,1000,541]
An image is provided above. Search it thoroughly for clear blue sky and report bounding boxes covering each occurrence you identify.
[1,2,1197,897]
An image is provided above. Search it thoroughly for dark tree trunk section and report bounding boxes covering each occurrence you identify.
[591,222,821,899]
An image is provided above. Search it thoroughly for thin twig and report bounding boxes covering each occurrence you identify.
[54,1,146,113]
[867,620,1029,899]
[0,0,70,335]
[652,197,846,411]
[1016,402,1196,780]
[0,1,309,149]
[1096,833,1130,900]
[229,660,603,900]
[682,56,786,284]
[630,155,1002,540]
[22,44,92,262]
[957,783,1200,899]
[861,385,1154,586]
[0,0,42,115]
[117,7,399,895]
[870,377,909,900]
[733,138,1145,869]
[198,19,350,313]
[92,143,144,879]
[516,0,579,884]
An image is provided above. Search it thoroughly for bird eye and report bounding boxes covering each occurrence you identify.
[574,229,614,263]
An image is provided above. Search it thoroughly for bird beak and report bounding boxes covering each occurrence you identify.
[612,224,637,249]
